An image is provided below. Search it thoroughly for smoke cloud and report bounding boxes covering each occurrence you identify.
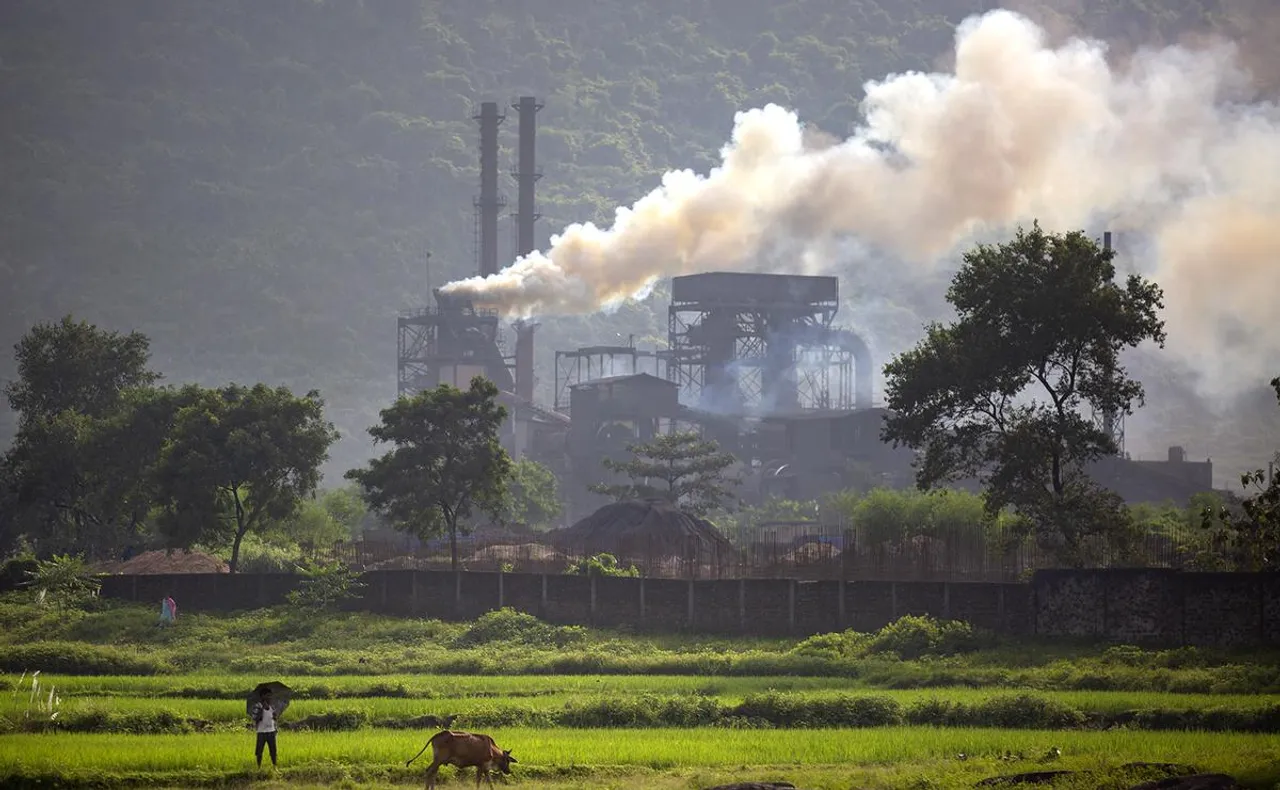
[442,8,1280,396]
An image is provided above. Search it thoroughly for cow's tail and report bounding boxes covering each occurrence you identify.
[405,730,451,767]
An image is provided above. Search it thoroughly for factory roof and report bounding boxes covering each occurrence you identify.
[569,372,676,390]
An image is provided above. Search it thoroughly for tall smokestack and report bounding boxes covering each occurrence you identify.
[512,96,543,402]
[512,96,543,261]
[473,101,505,277]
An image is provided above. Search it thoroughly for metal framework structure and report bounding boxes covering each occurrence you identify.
[553,342,668,413]
[396,303,505,398]
[666,273,857,414]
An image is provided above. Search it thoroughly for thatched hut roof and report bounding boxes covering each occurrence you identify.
[548,499,733,559]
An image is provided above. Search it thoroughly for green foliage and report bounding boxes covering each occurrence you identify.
[25,554,101,612]
[319,485,369,538]
[152,383,339,573]
[0,319,172,558]
[0,643,167,676]
[883,224,1166,567]
[347,377,512,571]
[500,458,563,529]
[734,691,903,727]
[821,486,1013,552]
[790,629,870,660]
[1203,376,1280,570]
[590,430,740,516]
[286,561,367,612]
[790,615,987,662]
[267,497,351,550]
[451,608,586,649]
[230,534,303,574]
[715,497,819,543]
[564,552,640,578]
[3,315,160,426]
[865,615,986,660]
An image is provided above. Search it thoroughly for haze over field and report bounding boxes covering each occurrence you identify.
[1,0,1276,483]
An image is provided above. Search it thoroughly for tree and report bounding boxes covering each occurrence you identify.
[500,459,563,529]
[1204,376,1280,570]
[590,430,740,516]
[715,497,819,543]
[0,318,177,558]
[881,224,1165,566]
[4,315,160,427]
[346,377,512,571]
[152,384,339,573]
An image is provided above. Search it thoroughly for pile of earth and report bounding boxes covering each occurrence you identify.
[545,499,734,560]
[95,549,229,574]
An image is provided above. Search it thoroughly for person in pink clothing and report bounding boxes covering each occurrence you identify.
[158,595,177,627]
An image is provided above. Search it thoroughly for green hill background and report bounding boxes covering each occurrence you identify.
[2,0,1276,485]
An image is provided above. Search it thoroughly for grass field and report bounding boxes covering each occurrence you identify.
[4,678,1278,732]
[2,596,1279,787]
[2,728,1278,789]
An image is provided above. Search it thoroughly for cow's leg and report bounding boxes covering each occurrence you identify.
[423,759,443,790]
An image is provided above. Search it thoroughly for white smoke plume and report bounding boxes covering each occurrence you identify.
[442,8,1280,395]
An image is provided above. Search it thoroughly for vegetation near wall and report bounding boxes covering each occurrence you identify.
[2,0,1275,482]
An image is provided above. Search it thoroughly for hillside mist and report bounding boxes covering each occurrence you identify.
[1,0,1276,485]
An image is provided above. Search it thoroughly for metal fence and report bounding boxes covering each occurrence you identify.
[323,519,1218,582]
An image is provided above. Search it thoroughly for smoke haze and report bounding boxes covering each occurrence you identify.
[442,8,1280,398]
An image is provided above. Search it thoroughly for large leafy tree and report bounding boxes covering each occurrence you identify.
[0,317,168,556]
[882,224,1165,566]
[4,315,160,427]
[152,384,339,573]
[590,430,740,516]
[346,377,512,571]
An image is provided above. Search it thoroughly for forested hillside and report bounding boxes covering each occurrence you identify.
[2,0,1275,483]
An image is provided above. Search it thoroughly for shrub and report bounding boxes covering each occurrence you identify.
[733,692,903,727]
[285,709,370,731]
[790,629,869,659]
[451,608,586,649]
[865,615,985,660]
[564,553,639,577]
[0,558,38,592]
[25,555,100,611]
[287,561,366,611]
[0,642,167,675]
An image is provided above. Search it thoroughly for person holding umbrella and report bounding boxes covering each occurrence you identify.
[247,682,290,768]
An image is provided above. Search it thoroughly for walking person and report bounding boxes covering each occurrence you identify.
[157,595,177,627]
[251,688,281,768]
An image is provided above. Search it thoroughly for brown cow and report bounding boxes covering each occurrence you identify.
[405,729,517,789]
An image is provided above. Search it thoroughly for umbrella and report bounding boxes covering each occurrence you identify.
[245,681,292,717]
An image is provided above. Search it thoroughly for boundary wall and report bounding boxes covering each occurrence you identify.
[92,569,1280,645]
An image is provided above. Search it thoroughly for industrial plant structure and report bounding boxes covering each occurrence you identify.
[395,96,1214,525]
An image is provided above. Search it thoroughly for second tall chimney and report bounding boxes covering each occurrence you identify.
[473,101,505,277]
[512,96,543,402]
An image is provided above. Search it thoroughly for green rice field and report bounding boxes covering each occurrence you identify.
[2,727,1279,789]
[3,599,1279,788]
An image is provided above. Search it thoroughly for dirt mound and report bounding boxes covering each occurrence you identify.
[548,499,733,559]
[98,550,229,575]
